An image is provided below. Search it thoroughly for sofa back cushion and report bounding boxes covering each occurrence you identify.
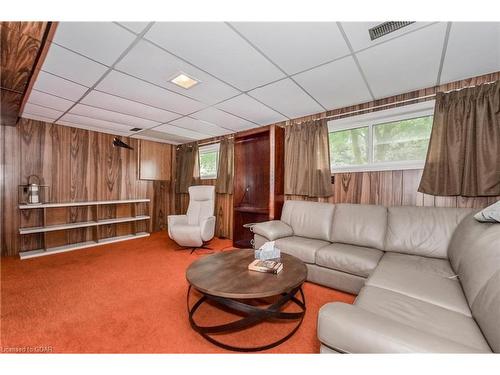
[281,200,335,241]
[385,206,472,259]
[448,213,500,303]
[330,204,387,249]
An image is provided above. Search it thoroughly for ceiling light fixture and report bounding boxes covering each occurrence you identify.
[170,72,199,89]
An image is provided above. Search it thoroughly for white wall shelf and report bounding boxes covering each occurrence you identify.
[18,199,151,259]
[19,232,150,260]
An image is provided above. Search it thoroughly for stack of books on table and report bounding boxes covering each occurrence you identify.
[248,259,283,274]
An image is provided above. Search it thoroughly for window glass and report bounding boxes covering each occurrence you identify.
[198,143,220,179]
[373,116,433,163]
[329,127,369,167]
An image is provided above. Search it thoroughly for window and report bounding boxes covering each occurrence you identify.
[198,143,220,179]
[328,101,434,172]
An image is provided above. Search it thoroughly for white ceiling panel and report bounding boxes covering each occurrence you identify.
[294,56,373,109]
[42,44,108,87]
[215,94,287,125]
[53,22,136,66]
[169,117,231,136]
[440,22,500,84]
[59,113,133,132]
[153,123,211,140]
[248,78,324,119]
[134,129,189,144]
[27,90,74,112]
[340,22,435,52]
[22,113,56,124]
[69,104,159,129]
[231,22,350,74]
[191,107,255,131]
[117,22,150,35]
[145,22,285,91]
[116,40,239,104]
[356,23,447,98]
[95,70,206,114]
[33,71,88,101]
[23,103,64,119]
[57,120,130,136]
[81,90,181,123]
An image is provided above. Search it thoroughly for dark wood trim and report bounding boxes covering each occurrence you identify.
[18,22,58,116]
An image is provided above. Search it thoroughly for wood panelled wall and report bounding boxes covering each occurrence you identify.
[1,118,175,256]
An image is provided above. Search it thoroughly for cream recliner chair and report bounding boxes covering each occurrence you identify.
[167,185,216,252]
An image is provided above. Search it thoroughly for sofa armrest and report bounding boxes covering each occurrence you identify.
[200,216,216,242]
[252,220,293,241]
[318,303,486,353]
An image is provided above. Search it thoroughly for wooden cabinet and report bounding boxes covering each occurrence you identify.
[138,140,172,181]
[233,125,284,248]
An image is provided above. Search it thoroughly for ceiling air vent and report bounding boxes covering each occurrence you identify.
[368,21,415,40]
[130,127,142,132]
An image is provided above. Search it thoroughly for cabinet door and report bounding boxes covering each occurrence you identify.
[138,140,172,181]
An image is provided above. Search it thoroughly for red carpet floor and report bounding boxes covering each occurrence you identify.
[1,232,355,353]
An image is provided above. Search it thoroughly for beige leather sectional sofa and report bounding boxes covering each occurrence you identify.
[252,200,500,353]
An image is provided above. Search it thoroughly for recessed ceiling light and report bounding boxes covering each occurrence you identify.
[170,73,199,89]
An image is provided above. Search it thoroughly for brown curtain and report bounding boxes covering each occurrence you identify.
[215,138,234,194]
[175,143,199,194]
[285,119,332,197]
[419,81,500,197]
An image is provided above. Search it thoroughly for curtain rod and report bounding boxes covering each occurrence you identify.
[290,80,497,125]
[176,135,234,149]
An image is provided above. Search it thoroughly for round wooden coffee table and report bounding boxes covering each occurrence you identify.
[186,249,307,352]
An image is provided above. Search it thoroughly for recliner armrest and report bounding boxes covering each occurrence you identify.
[167,215,188,238]
[252,220,293,241]
[318,303,486,353]
[200,216,216,242]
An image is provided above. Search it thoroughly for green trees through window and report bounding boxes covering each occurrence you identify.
[328,115,433,169]
[198,143,220,179]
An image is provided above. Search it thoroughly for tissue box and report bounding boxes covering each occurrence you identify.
[255,241,281,261]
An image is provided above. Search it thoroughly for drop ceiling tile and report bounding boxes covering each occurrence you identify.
[170,117,231,136]
[57,120,130,136]
[231,22,350,74]
[42,44,108,87]
[134,129,189,144]
[23,103,64,119]
[248,78,324,119]
[191,107,255,131]
[154,123,211,140]
[116,22,150,34]
[341,22,435,52]
[33,71,88,101]
[81,90,181,123]
[440,22,500,84]
[294,56,373,110]
[27,90,74,112]
[116,40,239,105]
[215,94,287,125]
[356,22,447,98]
[53,22,136,66]
[22,113,56,124]
[95,70,206,114]
[145,22,285,91]
[69,104,159,129]
[59,113,132,132]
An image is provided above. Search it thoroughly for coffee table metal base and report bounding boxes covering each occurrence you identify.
[187,285,306,352]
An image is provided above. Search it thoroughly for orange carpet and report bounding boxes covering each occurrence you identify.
[1,232,355,353]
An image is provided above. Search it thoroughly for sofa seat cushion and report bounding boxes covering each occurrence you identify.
[366,253,471,316]
[316,243,383,278]
[275,236,329,264]
[355,286,491,352]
